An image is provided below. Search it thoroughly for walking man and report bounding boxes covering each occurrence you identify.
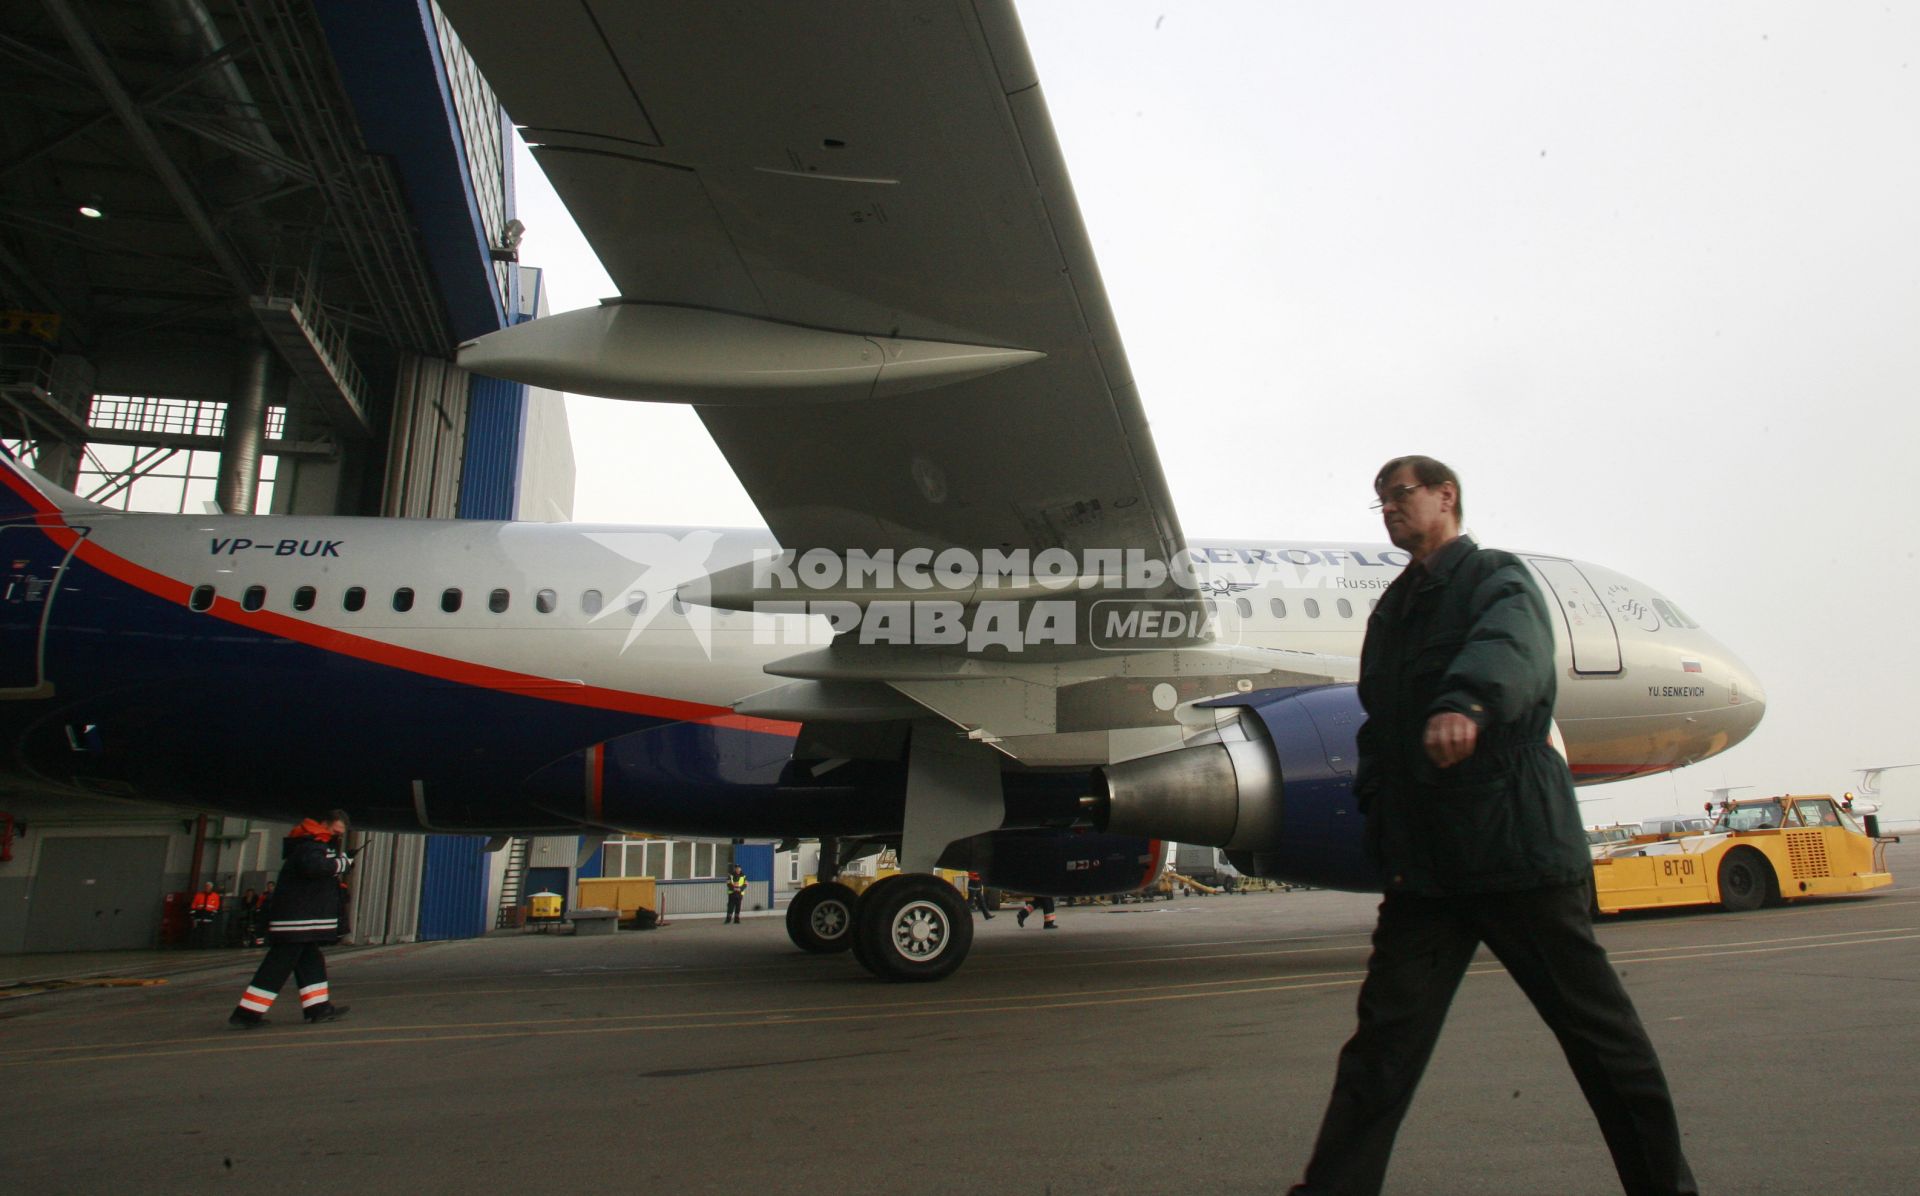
[1288,456,1696,1196]
[227,810,356,1028]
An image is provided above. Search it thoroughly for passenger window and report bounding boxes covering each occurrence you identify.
[489,588,510,614]
[1270,598,1286,619]
[189,584,214,612]
[393,587,415,612]
[294,586,316,612]
[626,591,647,615]
[1337,598,1353,619]
[1369,598,1379,612]
[1303,598,1321,619]
[442,588,462,613]
[1235,597,1252,618]
[672,596,686,615]
[344,586,366,612]
[581,589,602,615]
[242,585,266,612]
[535,589,556,614]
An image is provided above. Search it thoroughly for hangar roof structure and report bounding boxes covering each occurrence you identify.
[0,0,518,511]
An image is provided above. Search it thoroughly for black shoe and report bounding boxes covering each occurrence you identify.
[982,912,993,920]
[1017,909,1029,927]
[227,1010,266,1030]
[1043,921,1057,930]
[303,1003,350,1024]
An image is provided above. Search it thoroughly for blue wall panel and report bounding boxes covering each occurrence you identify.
[418,835,489,941]
[457,372,526,519]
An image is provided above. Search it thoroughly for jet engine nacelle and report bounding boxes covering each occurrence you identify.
[1095,685,1381,892]
[943,830,1168,899]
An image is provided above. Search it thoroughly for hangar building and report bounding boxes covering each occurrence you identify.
[0,0,575,952]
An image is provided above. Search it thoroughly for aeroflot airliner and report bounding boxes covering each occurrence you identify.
[0,455,1763,978]
[0,1,1769,981]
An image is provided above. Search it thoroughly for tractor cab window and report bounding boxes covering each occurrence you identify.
[1716,800,1784,832]
[1793,798,1843,828]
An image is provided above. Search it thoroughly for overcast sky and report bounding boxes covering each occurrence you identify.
[509,1,1919,823]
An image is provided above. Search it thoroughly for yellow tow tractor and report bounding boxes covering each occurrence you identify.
[1591,793,1893,915]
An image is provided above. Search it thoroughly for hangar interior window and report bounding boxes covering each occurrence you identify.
[393,587,415,612]
[1337,598,1353,618]
[72,396,285,514]
[242,585,266,612]
[344,586,366,612]
[603,836,734,881]
[1270,598,1286,618]
[189,584,214,611]
[441,588,462,613]
[294,586,316,612]
[581,589,602,615]
[488,588,509,614]
[1304,598,1321,619]
[535,589,556,614]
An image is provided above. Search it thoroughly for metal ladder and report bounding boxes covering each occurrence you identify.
[493,837,530,928]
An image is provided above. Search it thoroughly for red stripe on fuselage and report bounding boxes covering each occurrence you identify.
[16,497,798,737]
[587,744,606,823]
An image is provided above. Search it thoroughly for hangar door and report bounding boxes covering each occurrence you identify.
[1526,558,1622,675]
[25,837,169,952]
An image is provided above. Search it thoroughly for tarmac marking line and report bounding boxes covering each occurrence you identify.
[12,928,1918,1069]
[0,970,1392,1069]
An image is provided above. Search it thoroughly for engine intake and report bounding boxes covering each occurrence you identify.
[1094,685,1380,892]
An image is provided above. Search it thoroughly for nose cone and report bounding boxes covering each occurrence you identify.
[1721,650,1766,748]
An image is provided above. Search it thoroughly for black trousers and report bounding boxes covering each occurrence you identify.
[1294,883,1696,1196]
[238,943,328,1014]
[725,891,743,922]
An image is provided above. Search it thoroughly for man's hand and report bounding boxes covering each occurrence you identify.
[1423,712,1479,768]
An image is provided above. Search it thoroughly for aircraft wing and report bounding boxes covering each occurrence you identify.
[442,0,1185,570]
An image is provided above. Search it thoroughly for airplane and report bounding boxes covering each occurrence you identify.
[0,1,1764,981]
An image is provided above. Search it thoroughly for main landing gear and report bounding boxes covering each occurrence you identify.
[784,722,998,982]
[783,873,975,982]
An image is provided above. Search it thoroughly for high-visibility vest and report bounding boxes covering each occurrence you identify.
[727,873,747,894]
[191,891,222,914]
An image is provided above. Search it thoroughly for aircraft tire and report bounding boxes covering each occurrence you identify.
[1717,848,1772,912]
[785,881,858,953]
[853,873,973,983]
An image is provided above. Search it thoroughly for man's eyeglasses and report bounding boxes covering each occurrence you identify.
[1369,483,1428,511]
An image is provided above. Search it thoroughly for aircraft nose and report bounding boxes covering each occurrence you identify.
[1721,652,1766,746]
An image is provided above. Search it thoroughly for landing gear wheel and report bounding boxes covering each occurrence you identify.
[786,881,858,953]
[1717,849,1772,912]
[852,873,973,982]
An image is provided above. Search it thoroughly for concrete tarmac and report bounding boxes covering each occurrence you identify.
[5,843,1919,1195]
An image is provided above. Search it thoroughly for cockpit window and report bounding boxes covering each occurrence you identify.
[1651,598,1699,630]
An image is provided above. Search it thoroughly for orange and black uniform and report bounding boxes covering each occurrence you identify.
[229,820,353,1026]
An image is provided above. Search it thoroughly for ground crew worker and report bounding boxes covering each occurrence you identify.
[724,862,748,923]
[227,810,356,1029]
[1016,895,1056,929]
[968,872,993,920]
[1286,457,1695,1195]
[188,882,222,948]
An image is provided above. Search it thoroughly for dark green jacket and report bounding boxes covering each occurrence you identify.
[1354,536,1590,894]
